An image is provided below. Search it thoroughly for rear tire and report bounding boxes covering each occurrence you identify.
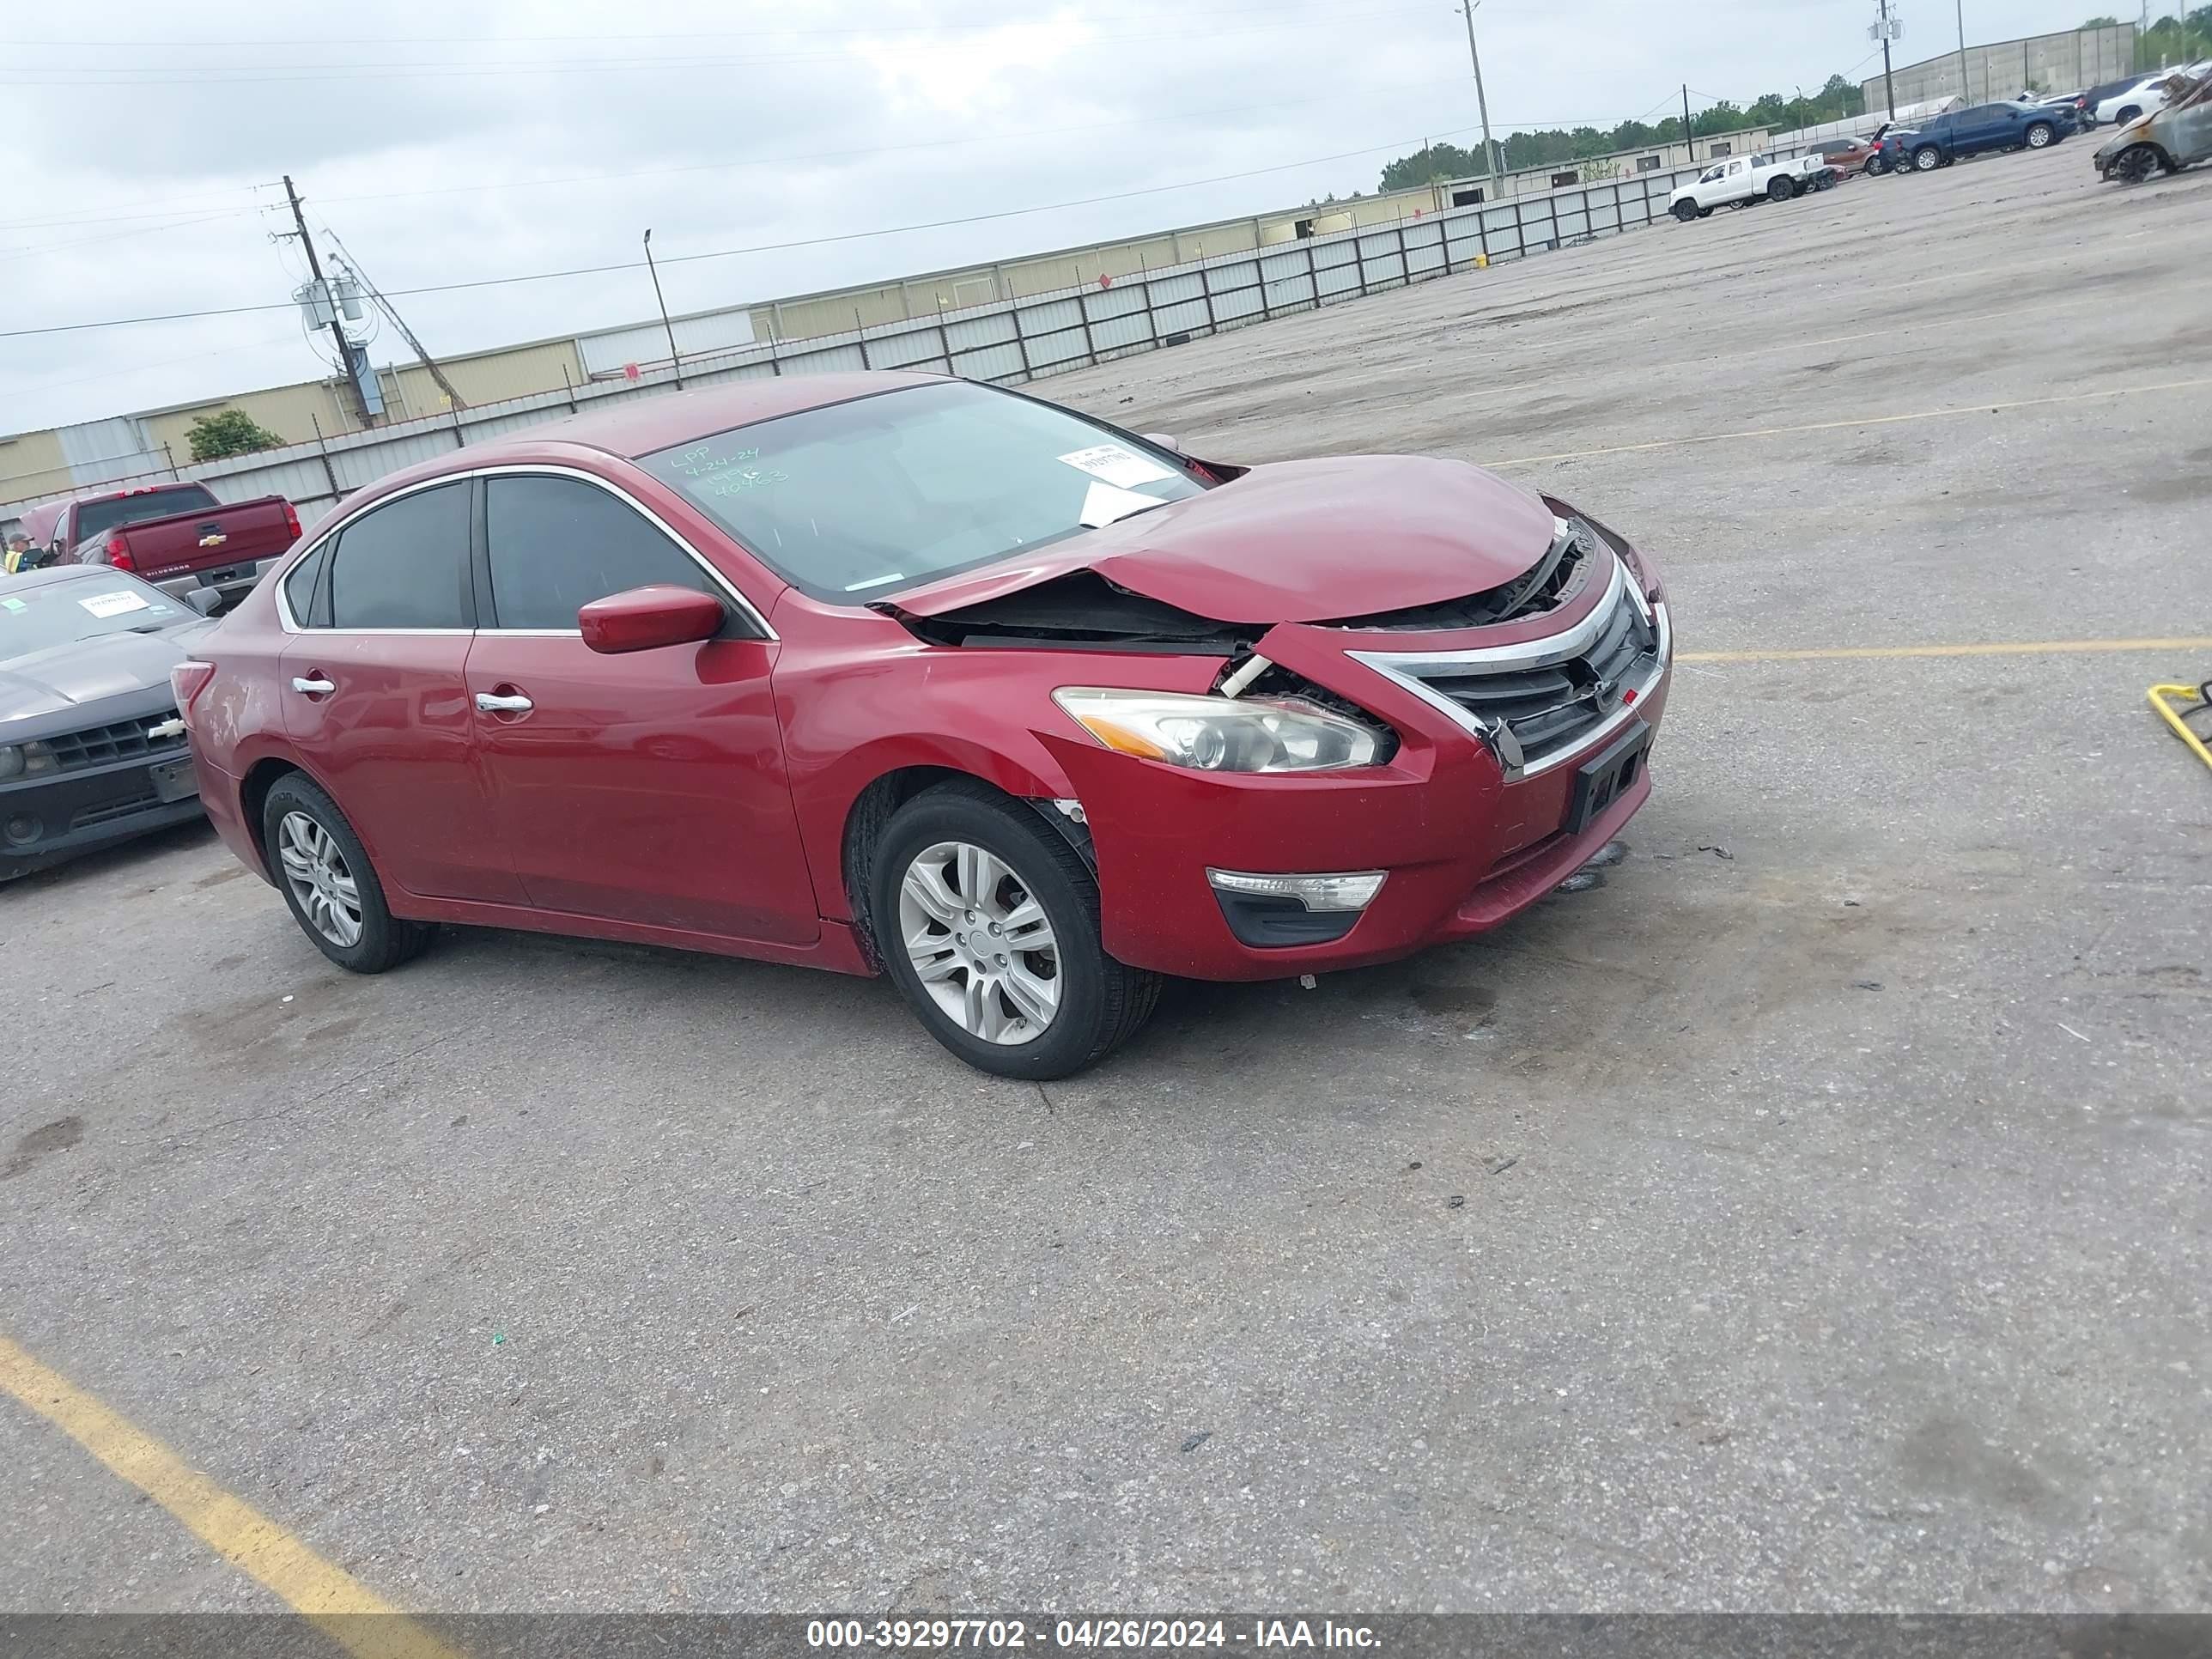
[1768,177,1795,202]
[1912,146,1942,172]
[261,775,433,974]
[2114,106,2142,128]
[1672,199,1698,222]
[868,781,1161,1079]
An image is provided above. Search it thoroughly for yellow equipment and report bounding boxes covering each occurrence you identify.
[2148,682,2212,774]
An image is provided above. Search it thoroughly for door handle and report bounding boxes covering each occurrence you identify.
[290,677,335,694]
[475,692,534,714]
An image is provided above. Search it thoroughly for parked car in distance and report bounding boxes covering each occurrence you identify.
[179,373,1674,1079]
[0,567,218,881]
[1669,152,1836,219]
[2076,72,2146,125]
[2093,68,2206,129]
[21,482,301,613]
[1891,100,2075,170]
[2095,69,2212,182]
[1810,125,1897,174]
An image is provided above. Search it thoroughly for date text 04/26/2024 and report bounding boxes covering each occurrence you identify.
[805,1620,1381,1650]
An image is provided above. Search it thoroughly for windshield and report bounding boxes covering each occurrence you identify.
[0,573,187,661]
[72,486,219,544]
[636,381,1206,601]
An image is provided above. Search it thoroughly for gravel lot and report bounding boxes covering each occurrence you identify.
[4,143,2209,1618]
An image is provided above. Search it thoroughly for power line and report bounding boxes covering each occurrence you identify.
[0,121,1494,341]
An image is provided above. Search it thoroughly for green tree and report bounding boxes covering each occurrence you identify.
[185,409,284,462]
[2080,15,2121,24]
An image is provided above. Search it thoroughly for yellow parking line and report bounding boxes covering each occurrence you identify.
[1679,637,2212,664]
[0,1335,462,1659]
[1482,376,2212,466]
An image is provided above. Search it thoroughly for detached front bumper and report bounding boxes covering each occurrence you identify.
[1049,550,1674,982]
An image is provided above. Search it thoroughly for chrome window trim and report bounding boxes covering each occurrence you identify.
[276,463,779,641]
[1347,556,1670,781]
[273,471,468,635]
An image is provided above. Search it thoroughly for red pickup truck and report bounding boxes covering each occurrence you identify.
[21,483,301,608]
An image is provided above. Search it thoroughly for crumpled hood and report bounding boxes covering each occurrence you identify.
[0,624,210,726]
[895,455,1558,625]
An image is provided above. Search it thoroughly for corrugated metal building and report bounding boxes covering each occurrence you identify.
[1863,23,2136,109]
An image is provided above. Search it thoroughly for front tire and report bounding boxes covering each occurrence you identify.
[2026,122,2056,149]
[2108,143,2163,184]
[261,775,433,974]
[869,781,1160,1079]
[2114,106,2142,128]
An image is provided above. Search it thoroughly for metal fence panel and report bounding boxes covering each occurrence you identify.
[1150,298,1212,337]
[1091,309,1154,351]
[951,341,1028,381]
[945,311,1018,351]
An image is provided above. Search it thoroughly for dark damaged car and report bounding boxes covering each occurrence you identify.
[180,373,1674,1078]
[1,567,217,880]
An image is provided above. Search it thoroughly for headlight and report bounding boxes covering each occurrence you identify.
[1054,688,1386,774]
[0,745,20,781]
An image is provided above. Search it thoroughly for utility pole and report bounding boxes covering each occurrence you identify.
[283,174,374,426]
[642,229,683,387]
[1457,0,1499,186]
[326,234,467,411]
[1878,0,1898,119]
[1954,0,1972,100]
[1683,83,1696,161]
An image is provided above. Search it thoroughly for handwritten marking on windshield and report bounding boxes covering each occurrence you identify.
[669,444,761,478]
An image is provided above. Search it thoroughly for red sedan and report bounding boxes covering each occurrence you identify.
[177,373,1672,1078]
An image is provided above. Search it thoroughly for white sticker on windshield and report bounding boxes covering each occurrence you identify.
[78,589,151,619]
[1079,481,1165,529]
[1058,443,1176,489]
[0,598,24,613]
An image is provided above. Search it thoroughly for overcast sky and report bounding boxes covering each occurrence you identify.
[2,0,2100,441]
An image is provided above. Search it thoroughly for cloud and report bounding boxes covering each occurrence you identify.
[1,0,2106,441]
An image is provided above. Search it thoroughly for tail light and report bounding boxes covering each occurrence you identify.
[105,532,136,570]
[170,661,217,732]
[282,501,301,541]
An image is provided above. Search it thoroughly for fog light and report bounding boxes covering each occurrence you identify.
[4,814,41,847]
[1205,869,1386,912]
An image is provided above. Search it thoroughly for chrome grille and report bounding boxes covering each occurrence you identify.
[1348,555,1669,778]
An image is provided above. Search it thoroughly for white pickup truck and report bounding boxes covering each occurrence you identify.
[1669,153,1838,221]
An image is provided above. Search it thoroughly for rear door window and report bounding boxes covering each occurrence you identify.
[483,474,716,631]
[326,483,471,630]
[283,541,331,629]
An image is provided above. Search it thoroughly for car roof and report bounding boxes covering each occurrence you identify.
[495,369,947,461]
[312,369,963,526]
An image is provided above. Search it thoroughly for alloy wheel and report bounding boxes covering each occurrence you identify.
[897,840,1060,1044]
[277,811,362,948]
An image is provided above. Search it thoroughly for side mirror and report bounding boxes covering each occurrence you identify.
[579,584,726,654]
[181,587,223,617]
[1141,432,1183,454]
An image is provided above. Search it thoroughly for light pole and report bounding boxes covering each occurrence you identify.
[1457,0,1500,188]
[643,228,683,388]
[1955,0,1972,100]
